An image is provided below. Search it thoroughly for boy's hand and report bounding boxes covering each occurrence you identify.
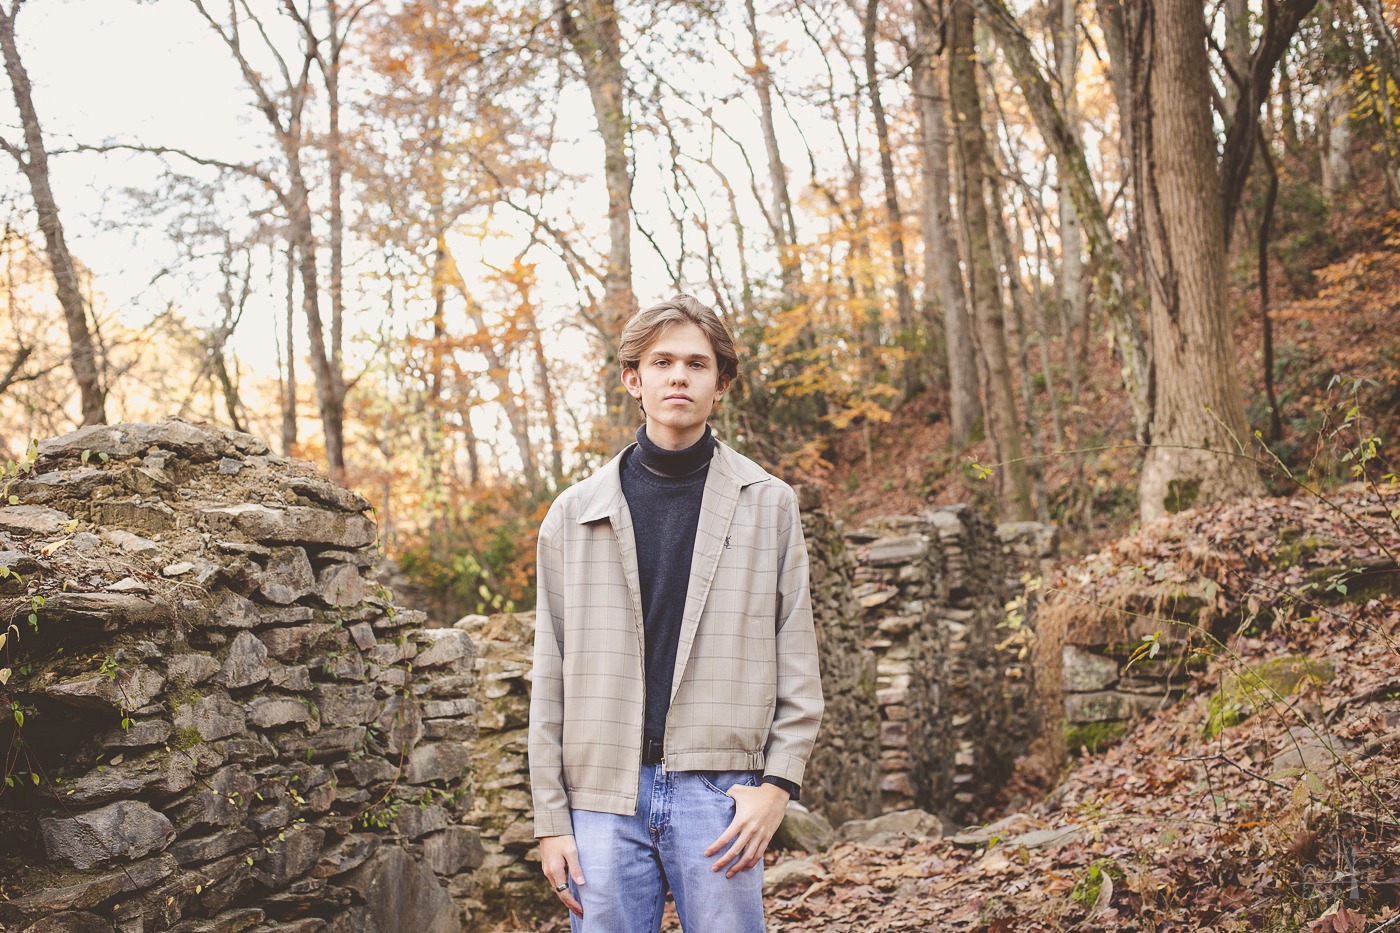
[705,781,790,877]
[540,834,585,917]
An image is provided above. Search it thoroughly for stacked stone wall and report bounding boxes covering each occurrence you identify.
[456,611,541,922]
[847,508,1055,825]
[1057,590,1208,750]
[0,421,481,932]
[794,486,881,828]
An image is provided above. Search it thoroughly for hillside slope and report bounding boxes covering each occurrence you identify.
[762,486,1399,931]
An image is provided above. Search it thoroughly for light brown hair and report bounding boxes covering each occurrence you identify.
[618,294,740,386]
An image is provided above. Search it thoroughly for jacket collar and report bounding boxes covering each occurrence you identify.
[575,436,768,525]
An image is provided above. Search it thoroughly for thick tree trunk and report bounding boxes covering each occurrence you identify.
[914,0,980,445]
[1131,0,1264,520]
[950,0,1034,521]
[864,0,919,398]
[0,3,106,425]
[559,0,635,428]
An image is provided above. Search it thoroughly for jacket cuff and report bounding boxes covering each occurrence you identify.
[761,774,800,801]
[534,807,574,838]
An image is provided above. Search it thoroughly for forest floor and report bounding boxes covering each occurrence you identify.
[754,486,1400,932]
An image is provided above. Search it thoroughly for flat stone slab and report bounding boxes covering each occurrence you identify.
[38,420,231,461]
[202,503,376,548]
[0,504,70,535]
[174,692,248,742]
[40,800,174,869]
[764,856,827,894]
[1063,689,1164,724]
[837,808,942,844]
[415,629,473,669]
[43,666,165,713]
[102,529,163,556]
[248,696,314,729]
[1062,645,1121,693]
[221,632,270,689]
[866,534,928,566]
[259,547,316,604]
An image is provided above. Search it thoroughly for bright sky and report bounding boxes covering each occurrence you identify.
[9,1,720,378]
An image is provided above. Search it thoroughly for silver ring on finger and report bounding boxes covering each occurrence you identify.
[555,882,569,892]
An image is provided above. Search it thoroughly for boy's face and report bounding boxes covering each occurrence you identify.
[622,322,729,450]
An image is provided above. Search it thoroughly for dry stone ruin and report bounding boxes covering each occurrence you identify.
[0,419,1058,930]
[0,421,482,932]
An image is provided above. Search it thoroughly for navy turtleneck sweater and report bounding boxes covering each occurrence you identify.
[620,423,715,744]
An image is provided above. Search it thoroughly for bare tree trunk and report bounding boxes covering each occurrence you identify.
[744,0,800,302]
[1130,0,1264,520]
[529,309,566,487]
[0,2,106,425]
[1096,0,1134,168]
[1279,54,1302,155]
[977,0,1150,442]
[191,0,349,474]
[1257,126,1284,441]
[1321,68,1354,202]
[864,0,919,398]
[913,0,980,444]
[440,244,540,488]
[1055,0,1088,333]
[211,236,250,433]
[987,157,1050,521]
[325,1,347,443]
[289,170,347,476]
[1223,0,1250,117]
[281,240,298,457]
[559,0,635,429]
[950,0,1034,521]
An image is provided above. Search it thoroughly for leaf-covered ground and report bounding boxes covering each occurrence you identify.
[755,488,1400,932]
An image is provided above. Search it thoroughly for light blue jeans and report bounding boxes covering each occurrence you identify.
[566,764,766,933]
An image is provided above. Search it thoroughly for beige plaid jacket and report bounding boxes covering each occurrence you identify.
[528,439,824,837]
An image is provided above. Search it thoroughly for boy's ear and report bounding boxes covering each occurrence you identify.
[621,366,643,399]
[717,373,732,396]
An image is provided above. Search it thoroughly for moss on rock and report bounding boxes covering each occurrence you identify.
[1205,655,1335,737]
[1062,721,1129,755]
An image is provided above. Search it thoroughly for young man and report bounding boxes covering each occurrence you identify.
[528,294,824,932]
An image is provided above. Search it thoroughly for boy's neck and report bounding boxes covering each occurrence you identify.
[644,421,710,451]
